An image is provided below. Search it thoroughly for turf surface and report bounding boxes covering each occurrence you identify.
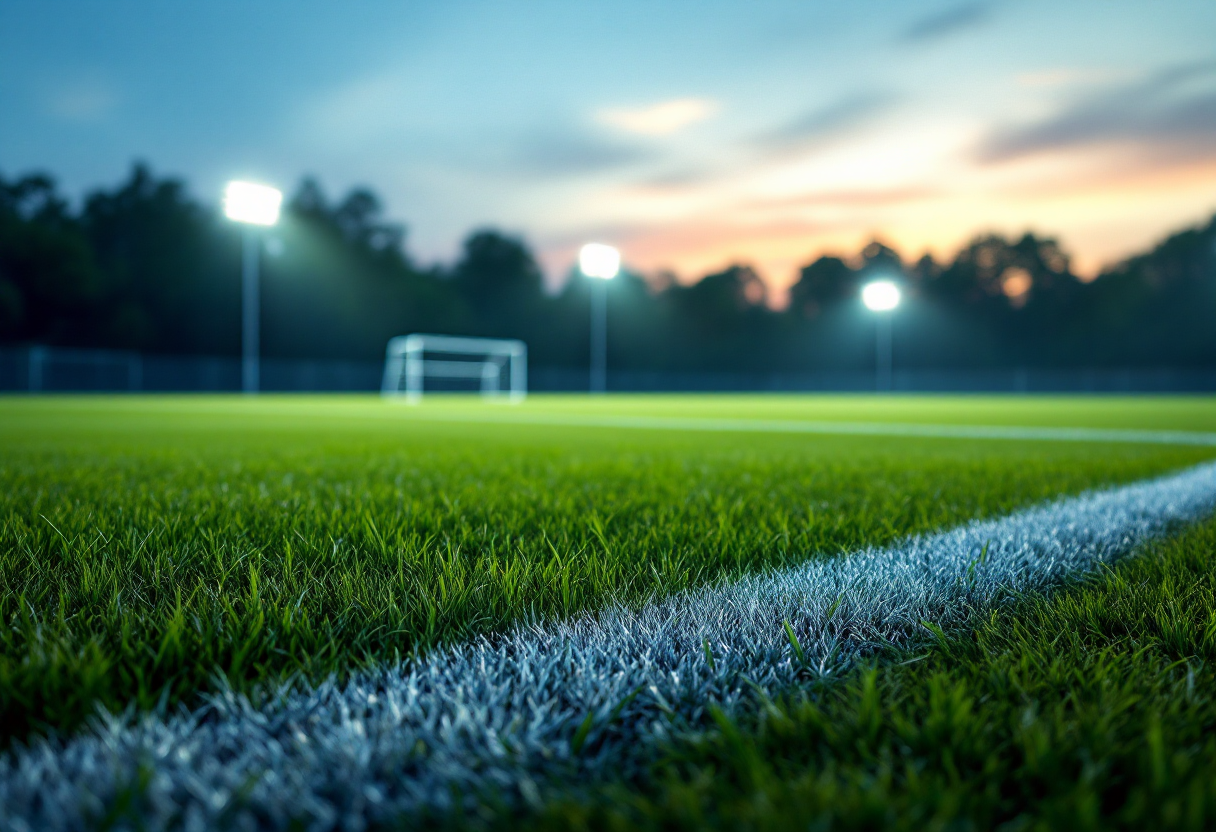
[415,393,1216,432]
[531,515,1216,832]
[0,393,1213,758]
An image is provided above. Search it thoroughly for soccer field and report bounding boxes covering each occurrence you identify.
[2,394,1216,829]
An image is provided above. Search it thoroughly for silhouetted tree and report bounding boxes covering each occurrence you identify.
[265,178,462,359]
[858,239,902,276]
[0,173,109,344]
[1072,216,1216,366]
[788,255,855,319]
[662,265,775,370]
[449,230,545,339]
[2,160,1214,374]
[83,163,236,352]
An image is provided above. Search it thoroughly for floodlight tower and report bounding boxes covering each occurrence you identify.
[579,243,620,394]
[861,279,901,392]
[223,181,282,394]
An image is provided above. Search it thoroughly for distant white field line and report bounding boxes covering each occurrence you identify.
[399,410,1216,446]
[4,462,1216,830]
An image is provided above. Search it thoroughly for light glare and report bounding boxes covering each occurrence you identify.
[579,243,620,279]
[224,181,282,226]
[862,279,901,312]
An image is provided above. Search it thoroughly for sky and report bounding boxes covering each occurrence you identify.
[2,0,1215,303]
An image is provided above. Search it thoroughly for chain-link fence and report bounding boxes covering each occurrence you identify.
[3,345,1216,394]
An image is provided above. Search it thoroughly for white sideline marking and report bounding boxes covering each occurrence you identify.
[3,463,1216,830]
[400,410,1216,446]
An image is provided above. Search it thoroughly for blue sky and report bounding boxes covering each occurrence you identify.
[2,0,1214,299]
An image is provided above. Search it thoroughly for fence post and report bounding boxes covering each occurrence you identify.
[129,352,143,392]
[28,346,46,393]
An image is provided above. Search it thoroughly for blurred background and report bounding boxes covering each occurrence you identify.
[1,0,1214,392]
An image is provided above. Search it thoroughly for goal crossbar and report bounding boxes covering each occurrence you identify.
[381,334,526,402]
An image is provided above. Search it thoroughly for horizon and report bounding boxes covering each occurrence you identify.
[2,0,1214,302]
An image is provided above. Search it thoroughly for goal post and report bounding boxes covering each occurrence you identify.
[381,334,527,403]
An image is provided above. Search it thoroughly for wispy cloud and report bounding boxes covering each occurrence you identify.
[899,1,993,44]
[1015,67,1121,89]
[745,185,939,210]
[754,91,898,153]
[296,74,415,147]
[509,127,653,177]
[597,98,719,136]
[634,167,715,189]
[978,61,1216,164]
[46,80,116,122]
[299,74,657,180]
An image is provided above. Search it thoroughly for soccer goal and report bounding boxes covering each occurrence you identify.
[381,334,527,403]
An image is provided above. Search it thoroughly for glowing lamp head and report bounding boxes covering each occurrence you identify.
[224,181,282,226]
[861,279,901,312]
[579,243,620,279]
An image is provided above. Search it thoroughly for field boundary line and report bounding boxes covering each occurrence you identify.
[398,410,1216,446]
[4,462,1216,828]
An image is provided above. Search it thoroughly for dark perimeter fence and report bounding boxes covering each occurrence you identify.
[2,345,1216,394]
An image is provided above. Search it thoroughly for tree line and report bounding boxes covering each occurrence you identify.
[2,163,1214,372]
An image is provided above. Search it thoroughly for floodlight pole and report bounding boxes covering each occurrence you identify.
[875,313,892,392]
[226,180,280,395]
[241,227,260,394]
[862,279,900,393]
[590,277,607,394]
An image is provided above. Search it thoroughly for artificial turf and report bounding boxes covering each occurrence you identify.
[419,393,1216,432]
[0,394,1212,752]
[529,516,1216,832]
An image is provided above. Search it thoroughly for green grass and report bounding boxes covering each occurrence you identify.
[0,394,1213,747]
[529,516,1216,832]
[430,393,1216,431]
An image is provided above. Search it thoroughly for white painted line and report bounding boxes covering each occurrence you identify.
[3,462,1216,829]
[398,410,1216,446]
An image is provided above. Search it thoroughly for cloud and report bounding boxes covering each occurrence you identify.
[299,73,655,179]
[630,166,719,190]
[977,61,1216,163]
[596,98,719,136]
[754,91,898,153]
[296,74,417,148]
[746,186,939,210]
[899,1,993,44]
[508,128,653,177]
[46,81,115,121]
[1015,67,1121,89]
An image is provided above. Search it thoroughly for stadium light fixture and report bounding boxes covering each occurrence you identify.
[579,243,620,280]
[862,279,901,392]
[861,279,901,312]
[224,181,282,226]
[224,180,283,394]
[579,243,620,394]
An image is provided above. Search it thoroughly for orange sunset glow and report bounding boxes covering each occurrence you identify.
[3,1,1214,299]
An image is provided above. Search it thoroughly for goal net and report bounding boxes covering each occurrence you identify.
[381,334,527,403]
